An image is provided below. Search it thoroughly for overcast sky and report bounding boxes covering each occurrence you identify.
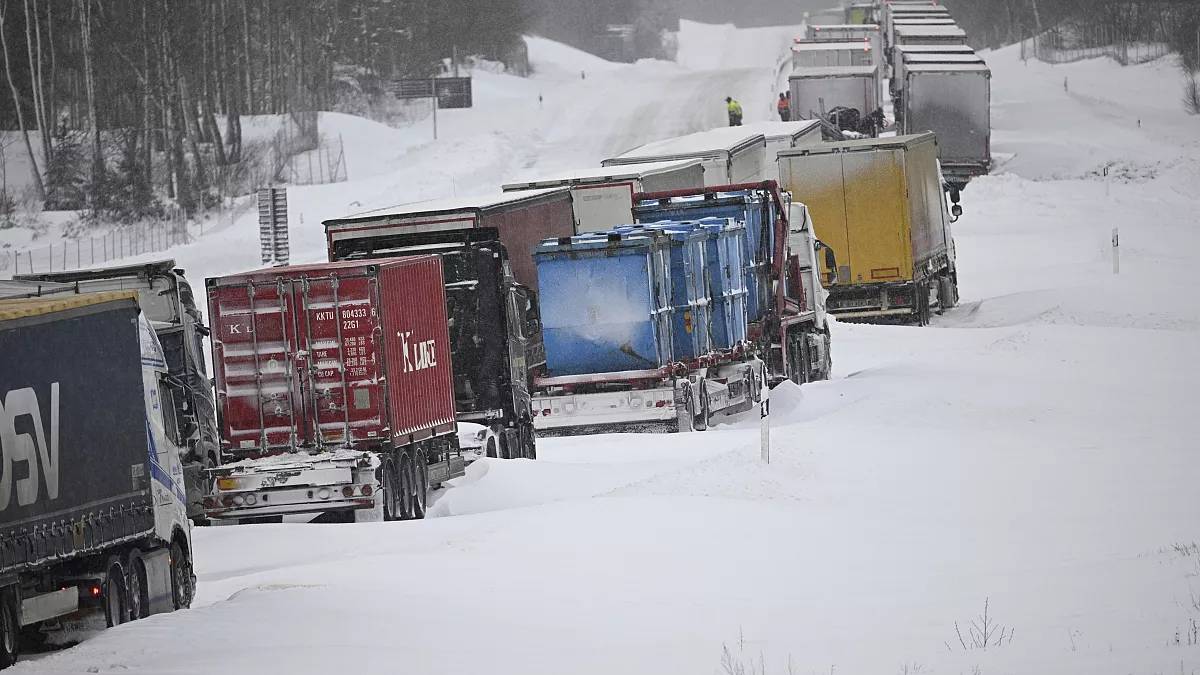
[678,0,838,27]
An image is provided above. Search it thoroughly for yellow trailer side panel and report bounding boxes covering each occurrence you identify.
[841,149,913,283]
[780,151,849,284]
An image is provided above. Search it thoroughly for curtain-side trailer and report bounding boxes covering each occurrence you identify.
[0,292,195,665]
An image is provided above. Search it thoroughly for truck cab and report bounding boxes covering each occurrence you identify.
[330,227,538,460]
[14,261,219,522]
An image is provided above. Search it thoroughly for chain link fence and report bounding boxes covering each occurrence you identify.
[1020,3,1185,66]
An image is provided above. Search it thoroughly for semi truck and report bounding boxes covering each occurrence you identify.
[501,159,706,234]
[530,181,832,435]
[789,65,882,131]
[777,133,959,325]
[602,128,767,187]
[890,44,978,84]
[326,226,539,462]
[323,188,575,295]
[892,52,985,100]
[805,24,882,56]
[0,291,195,665]
[203,257,464,523]
[900,62,992,189]
[13,261,218,523]
[791,40,877,69]
[891,25,968,50]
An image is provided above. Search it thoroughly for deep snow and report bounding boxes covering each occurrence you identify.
[6,23,1200,675]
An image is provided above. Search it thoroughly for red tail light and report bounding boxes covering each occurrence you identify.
[341,486,355,498]
[542,409,551,416]
[360,484,373,497]
[655,400,667,407]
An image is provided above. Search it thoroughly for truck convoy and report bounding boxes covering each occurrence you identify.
[878,1,991,189]
[203,257,464,523]
[0,291,194,665]
[602,128,768,187]
[12,262,218,523]
[777,133,959,324]
[530,181,831,435]
[501,160,706,234]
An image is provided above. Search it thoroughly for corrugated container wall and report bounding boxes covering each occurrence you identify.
[207,257,455,458]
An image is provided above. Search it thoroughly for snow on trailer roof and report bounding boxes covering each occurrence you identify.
[892,18,957,25]
[906,62,991,74]
[606,127,765,163]
[734,119,823,142]
[809,23,880,31]
[894,44,976,53]
[903,53,985,63]
[792,40,874,51]
[789,64,879,78]
[325,187,568,225]
[778,131,936,156]
[894,25,967,38]
[887,4,951,13]
[501,159,705,190]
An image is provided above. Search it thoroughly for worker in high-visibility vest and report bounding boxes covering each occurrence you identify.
[777,92,791,121]
[725,97,743,126]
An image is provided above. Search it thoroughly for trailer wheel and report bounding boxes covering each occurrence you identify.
[104,558,128,627]
[0,589,18,667]
[520,423,537,460]
[127,551,150,621]
[397,453,415,521]
[674,383,695,433]
[411,451,428,519]
[693,380,709,432]
[485,433,499,459]
[169,541,194,610]
[381,456,401,522]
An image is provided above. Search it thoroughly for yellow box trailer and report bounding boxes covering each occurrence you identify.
[777,132,959,324]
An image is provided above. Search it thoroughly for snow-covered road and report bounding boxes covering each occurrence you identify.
[10,21,1200,675]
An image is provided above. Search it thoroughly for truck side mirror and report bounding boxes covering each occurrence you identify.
[823,247,838,280]
[949,188,961,204]
[951,204,963,219]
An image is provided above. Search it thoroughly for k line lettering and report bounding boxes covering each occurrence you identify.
[397,331,437,373]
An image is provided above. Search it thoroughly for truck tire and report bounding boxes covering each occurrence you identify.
[127,550,150,621]
[381,456,401,522]
[411,452,428,520]
[693,380,709,432]
[520,423,537,460]
[169,541,194,610]
[0,590,18,667]
[674,383,695,433]
[104,557,128,628]
[397,453,415,521]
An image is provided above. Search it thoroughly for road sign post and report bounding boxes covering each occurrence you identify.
[760,379,770,464]
[257,187,289,266]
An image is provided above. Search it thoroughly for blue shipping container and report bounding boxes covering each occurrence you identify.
[634,222,713,361]
[696,218,749,349]
[533,231,672,376]
[633,191,775,323]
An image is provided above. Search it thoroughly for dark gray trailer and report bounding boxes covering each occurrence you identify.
[901,62,992,189]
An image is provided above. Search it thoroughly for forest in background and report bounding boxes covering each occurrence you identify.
[0,0,528,222]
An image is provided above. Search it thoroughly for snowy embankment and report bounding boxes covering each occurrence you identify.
[11,31,1200,675]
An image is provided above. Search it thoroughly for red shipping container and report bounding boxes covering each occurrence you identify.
[323,188,575,293]
[206,256,455,459]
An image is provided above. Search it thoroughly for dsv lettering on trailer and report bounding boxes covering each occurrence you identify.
[397,331,437,374]
[0,383,61,512]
